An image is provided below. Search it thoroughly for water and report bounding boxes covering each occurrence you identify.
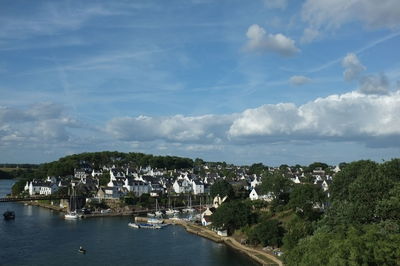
[0,180,256,266]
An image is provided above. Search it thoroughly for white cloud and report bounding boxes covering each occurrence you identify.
[106,114,234,143]
[300,28,320,44]
[359,74,390,95]
[229,91,400,141]
[244,24,299,56]
[263,0,288,10]
[0,103,81,144]
[289,75,312,86]
[302,0,400,30]
[342,53,366,81]
[106,91,400,148]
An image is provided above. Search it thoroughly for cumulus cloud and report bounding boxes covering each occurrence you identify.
[0,103,81,144]
[359,74,390,95]
[302,0,400,30]
[342,53,366,81]
[228,91,400,141]
[106,91,400,148]
[106,114,234,143]
[263,0,287,10]
[244,24,299,56]
[289,75,312,86]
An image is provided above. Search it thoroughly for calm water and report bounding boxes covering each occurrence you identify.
[0,179,256,266]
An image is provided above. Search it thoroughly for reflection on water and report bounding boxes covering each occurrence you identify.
[0,180,256,266]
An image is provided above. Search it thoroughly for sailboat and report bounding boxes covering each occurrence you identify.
[147,198,163,217]
[64,184,80,220]
[165,197,175,215]
[154,198,163,217]
[182,195,195,213]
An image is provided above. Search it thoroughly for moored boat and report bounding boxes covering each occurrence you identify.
[128,222,140,228]
[3,210,15,220]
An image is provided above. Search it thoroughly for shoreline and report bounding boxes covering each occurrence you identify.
[163,218,283,266]
[23,202,283,265]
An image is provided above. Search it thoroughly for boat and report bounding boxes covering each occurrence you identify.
[138,223,162,229]
[131,223,162,229]
[148,218,163,224]
[78,246,86,254]
[64,184,80,220]
[165,208,175,215]
[147,198,163,217]
[165,197,176,215]
[3,210,15,220]
[182,195,195,213]
[128,222,140,228]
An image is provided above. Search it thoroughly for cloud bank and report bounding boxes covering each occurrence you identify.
[106,91,400,147]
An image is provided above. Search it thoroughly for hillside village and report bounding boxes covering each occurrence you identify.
[21,157,339,205]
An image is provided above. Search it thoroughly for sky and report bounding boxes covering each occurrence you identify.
[0,0,400,166]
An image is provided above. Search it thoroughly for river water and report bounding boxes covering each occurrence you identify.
[0,179,256,266]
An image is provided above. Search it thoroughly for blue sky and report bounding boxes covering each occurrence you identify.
[1,0,399,166]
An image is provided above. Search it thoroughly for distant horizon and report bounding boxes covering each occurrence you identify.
[0,150,395,167]
[1,1,399,165]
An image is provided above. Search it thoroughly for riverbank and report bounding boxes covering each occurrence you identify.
[163,218,283,266]
[23,201,283,265]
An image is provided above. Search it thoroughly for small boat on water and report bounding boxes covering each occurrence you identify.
[3,210,15,220]
[65,211,81,220]
[128,222,162,229]
[128,222,140,228]
[78,246,86,254]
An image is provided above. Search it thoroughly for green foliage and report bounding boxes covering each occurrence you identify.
[282,216,314,250]
[11,179,29,196]
[289,183,326,221]
[260,171,292,204]
[305,162,329,173]
[211,200,256,234]
[248,163,267,176]
[99,172,110,186]
[375,183,400,221]
[210,180,234,198]
[284,224,400,266]
[247,219,285,247]
[284,158,400,265]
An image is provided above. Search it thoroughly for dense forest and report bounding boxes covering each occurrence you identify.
[209,159,400,265]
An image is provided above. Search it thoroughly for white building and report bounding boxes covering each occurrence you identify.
[192,180,204,195]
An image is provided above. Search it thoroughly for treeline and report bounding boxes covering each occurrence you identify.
[9,151,194,185]
[209,159,400,265]
[35,151,194,177]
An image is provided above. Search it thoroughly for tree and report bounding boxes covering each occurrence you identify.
[248,219,285,247]
[289,183,326,221]
[211,200,256,234]
[260,171,292,204]
[282,216,314,250]
[210,180,234,198]
[99,172,110,187]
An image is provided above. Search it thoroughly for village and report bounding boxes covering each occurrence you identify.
[21,160,338,221]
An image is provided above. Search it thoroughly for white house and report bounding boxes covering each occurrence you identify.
[173,179,191,194]
[250,175,261,188]
[291,175,301,184]
[39,182,59,195]
[192,180,204,195]
[201,207,215,226]
[249,188,274,202]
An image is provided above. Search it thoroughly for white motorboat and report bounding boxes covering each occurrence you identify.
[128,222,140,228]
